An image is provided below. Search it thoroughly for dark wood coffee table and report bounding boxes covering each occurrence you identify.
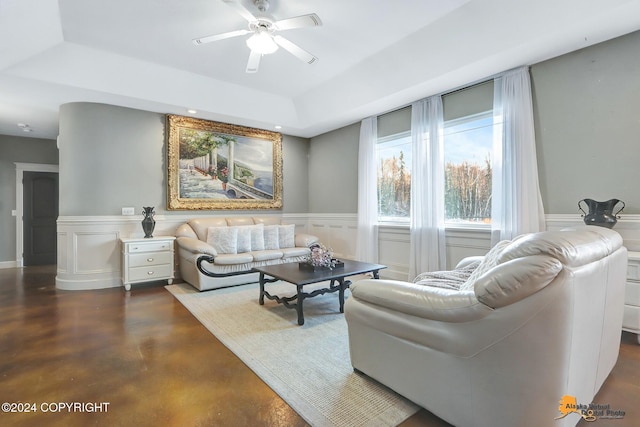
[254,260,386,325]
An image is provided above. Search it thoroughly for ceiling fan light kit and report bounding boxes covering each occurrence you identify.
[193,0,322,73]
[246,26,278,55]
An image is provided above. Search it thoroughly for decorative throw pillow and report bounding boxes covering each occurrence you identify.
[206,226,238,254]
[235,226,252,253]
[278,224,295,248]
[263,225,280,250]
[249,223,265,251]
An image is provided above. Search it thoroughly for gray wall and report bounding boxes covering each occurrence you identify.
[531,30,640,214]
[282,135,310,212]
[308,122,360,213]
[58,103,166,216]
[58,102,310,216]
[0,135,58,262]
[309,30,640,216]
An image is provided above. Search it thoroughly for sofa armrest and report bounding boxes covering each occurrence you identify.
[176,236,218,257]
[295,233,319,248]
[350,279,493,323]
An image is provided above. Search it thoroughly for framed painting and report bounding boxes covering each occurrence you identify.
[166,115,283,210]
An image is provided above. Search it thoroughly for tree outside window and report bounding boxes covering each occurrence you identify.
[376,112,494,225]
[443,113,493,224]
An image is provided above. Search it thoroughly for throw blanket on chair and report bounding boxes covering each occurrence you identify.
[412,261,481,290]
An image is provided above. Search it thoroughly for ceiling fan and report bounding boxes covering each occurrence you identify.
[193,0,322,73]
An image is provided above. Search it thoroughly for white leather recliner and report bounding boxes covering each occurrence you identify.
[345,227,627,427]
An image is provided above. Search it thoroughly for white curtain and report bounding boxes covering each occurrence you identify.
[355,117,379,263]
[409,96,446,279]
[491,67,546,244]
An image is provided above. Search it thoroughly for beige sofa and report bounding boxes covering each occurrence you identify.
[175,217,319,291]
[345,227,627,427]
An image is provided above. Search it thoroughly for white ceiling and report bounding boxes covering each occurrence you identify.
[1,0,640,140]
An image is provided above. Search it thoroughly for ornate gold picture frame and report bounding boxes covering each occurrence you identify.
[167,115,283,210]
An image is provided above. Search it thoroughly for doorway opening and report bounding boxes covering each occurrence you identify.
[15,163,59,267]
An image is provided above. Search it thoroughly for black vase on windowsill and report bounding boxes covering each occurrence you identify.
[141,206,156,238]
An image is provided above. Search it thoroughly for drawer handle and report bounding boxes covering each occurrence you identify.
[147,271,155,276]
[147,258,154,262]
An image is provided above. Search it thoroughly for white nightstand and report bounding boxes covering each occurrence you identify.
[624,251,640,344]
[121,236,176,291]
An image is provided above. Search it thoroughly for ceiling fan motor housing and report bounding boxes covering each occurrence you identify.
[254,0,270,12]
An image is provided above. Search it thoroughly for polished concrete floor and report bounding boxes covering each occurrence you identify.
[0,265,638,427]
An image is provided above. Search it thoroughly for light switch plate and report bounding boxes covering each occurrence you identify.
[121,207,135,216]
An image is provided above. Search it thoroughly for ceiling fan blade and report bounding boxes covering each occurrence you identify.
[193,29,250,45]
[274,13,322,31]
[273,35,318,65]
[222,0,258,23]
[246,50,262,73]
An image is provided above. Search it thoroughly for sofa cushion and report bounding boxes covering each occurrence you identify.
[253,217,281,226]
[497,228,623,268]
[213,253,254,265]
[281,247,311,258]
[264,225,280,250]
[189,217,228,241]
[278,224,295,248]
[207,226,238,254]
[251,249,284,262]
[227,217,255,226]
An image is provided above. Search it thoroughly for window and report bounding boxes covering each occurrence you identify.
[443,112,493,225]
[375,110,495,226]
[376,132,411,221]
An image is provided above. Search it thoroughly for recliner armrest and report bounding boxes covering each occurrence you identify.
[474,255,562,308]
[176,236,218,257]
[350,279,493,323]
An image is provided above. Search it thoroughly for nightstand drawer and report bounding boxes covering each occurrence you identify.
[627,253,640,280]
[127,241,173,253]
[129,252,173,268]
[625,281,640,306]
[128,265,173,282]
[623,305,640,329]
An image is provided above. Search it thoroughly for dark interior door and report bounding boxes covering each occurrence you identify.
[23,171,59,266]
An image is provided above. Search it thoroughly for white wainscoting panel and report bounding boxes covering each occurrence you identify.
[56,213,310,290]
[305,215,493,281]
[546,214,640,251]
[378,226,411,280]
[307,214,357,260]
[55,213,640,290]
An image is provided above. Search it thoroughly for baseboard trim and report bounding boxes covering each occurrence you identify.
[0,260,19,269]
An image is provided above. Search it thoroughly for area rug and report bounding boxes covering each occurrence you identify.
[166,280,419,427]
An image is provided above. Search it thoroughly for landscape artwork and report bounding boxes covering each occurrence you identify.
[167,115,283,210]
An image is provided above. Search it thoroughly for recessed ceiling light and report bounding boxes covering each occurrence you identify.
[17,123,29,128]
[274,125,282,129]
[187,109,197,114]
